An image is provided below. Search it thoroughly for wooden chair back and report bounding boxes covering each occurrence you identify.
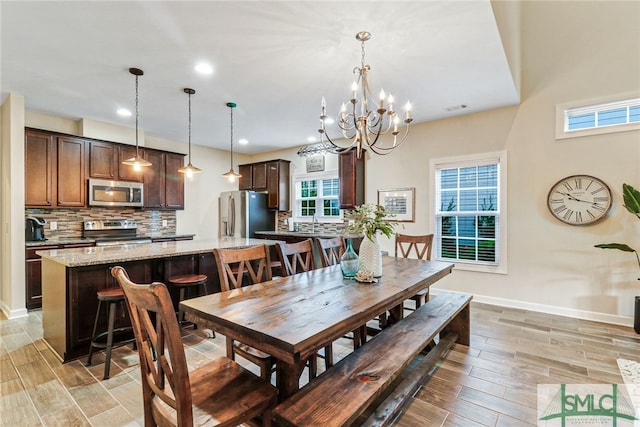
[314,236,346,267]
[110,266,194,426]
[213,244,273,291]
[275,239,316,276]
[395,233,434,260]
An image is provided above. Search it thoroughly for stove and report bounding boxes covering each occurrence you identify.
[83,219,152,246]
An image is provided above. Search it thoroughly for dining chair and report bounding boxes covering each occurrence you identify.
[275,239,333,378]
[396,233,434,307]
[313,236,366,349]
[212,244,276,381]
[314,236,346,268]
[110,266,277,427]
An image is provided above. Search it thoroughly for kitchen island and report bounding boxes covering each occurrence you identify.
[38,237,281,362]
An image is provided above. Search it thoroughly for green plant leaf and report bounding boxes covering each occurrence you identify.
[594,243,636,252]
[622,183,640,217]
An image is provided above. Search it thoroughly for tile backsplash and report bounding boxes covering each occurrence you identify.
[276,211,349,234]
[25,208,176,239]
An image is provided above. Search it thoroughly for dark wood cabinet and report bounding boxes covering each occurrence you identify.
[56,136,86,207]
[67,260,151,358]
[26,242,94,310]
[339,148,365,209]
[25,131,87,208]
[88,140,144,182]
[143,149,185,209]
[25,130,55,207]
[266,160,290,211]
[239,162,267,191]
[238,159,290,211]
[238,164,252,190]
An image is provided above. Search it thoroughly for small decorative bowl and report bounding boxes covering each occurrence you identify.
[355,270,375,283]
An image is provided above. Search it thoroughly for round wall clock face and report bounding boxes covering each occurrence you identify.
[547,175,612,225]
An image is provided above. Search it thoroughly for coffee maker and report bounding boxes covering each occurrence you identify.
[25,216,47,241]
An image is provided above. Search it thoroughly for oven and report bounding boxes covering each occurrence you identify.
[83,219,152,246]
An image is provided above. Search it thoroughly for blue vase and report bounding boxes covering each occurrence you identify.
[340,238,359,278]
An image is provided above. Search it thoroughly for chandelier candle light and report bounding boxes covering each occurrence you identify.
[318,31,413,158]
[222,102,242,182]
[178,88,202,177]
[122,67,152,170]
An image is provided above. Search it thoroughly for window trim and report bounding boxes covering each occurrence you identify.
[556,93,640,140]
[292,170,343,223]
[430,151,508,274]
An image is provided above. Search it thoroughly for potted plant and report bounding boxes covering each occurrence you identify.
[346,204,397,277]
[594,183,640,333]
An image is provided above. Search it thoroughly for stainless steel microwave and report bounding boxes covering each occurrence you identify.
[88,179,144,207]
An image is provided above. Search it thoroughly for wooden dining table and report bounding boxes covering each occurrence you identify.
[180,256,454,400]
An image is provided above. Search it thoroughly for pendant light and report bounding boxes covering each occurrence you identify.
[222,102,242,182]
[122,67,152,170]
[178,88,202,177]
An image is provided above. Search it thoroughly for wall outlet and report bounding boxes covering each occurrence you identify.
[50,221,58,231]
[162,220,168,227]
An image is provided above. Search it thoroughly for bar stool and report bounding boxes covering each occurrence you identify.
[86,287,135,380]
[168,274,209,331]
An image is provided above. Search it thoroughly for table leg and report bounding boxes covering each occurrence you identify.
[387,303,405,326]
[276,359,307,400]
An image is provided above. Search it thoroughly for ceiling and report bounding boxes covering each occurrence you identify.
[1,1,519,155]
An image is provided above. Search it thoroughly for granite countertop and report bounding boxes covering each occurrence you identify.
[36,237,282,267]
[255,230,363,240]
[26,233,195,247]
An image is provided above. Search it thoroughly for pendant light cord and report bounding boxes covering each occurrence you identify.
[229,105,234,168]
[135,73,139,157]
[188,91,192,161]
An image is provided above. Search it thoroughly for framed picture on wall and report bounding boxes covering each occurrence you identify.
[306,155,325,172]
[377,187,415,222]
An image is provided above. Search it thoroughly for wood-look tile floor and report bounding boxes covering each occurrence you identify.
[1,302,638,426]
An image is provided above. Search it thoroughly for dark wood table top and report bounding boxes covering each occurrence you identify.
[181,257,454,367]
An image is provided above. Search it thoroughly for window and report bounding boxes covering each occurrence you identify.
[431,151,507,274]
[556,95,640,139]
[294,171,342,221]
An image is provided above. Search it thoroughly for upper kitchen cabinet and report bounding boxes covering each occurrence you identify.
[88,140,143,182]
[25,130,55,207]
[238,159,290,211]
[338,148,365,209]
[25,130,86,208]
[143,149,185,210]
[56,136,86,207]
[266,160,290,211]
[238,162,267,191]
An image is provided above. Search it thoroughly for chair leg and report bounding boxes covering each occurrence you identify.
[226,337,235,360]
[308,355,318,380]
[103,301,117,380]
[86,300,102,366]
[323,344,334,368]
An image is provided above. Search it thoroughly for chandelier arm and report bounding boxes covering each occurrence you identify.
[320,129,357,153]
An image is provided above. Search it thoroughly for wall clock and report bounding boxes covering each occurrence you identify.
[547,175,612,225]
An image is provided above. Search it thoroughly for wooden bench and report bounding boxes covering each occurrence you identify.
[273,291,472,427]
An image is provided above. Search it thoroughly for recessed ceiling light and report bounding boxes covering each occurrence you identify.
[194,62,213,75]
[117,108,132,117]
[238,138,249,145]
[307,136,317,142]
[324,117,335,125]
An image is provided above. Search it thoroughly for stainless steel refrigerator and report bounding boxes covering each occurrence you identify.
[219,191,275,238]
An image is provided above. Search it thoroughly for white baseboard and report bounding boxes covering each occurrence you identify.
[430,290,635,328]
[0,302,28,320]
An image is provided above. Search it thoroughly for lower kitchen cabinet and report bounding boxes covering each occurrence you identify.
[65,260,151,361]
[26,242,94,310]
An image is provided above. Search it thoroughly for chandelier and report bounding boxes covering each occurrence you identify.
[318,31,413,158]
[222,102,242,182]
[178,88,202,177]
[122,67,152,169]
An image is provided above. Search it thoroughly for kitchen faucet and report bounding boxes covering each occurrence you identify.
[312,214,318,233]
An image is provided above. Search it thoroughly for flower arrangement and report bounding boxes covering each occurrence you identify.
[595,183,640,280]
[345,203,397,241]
